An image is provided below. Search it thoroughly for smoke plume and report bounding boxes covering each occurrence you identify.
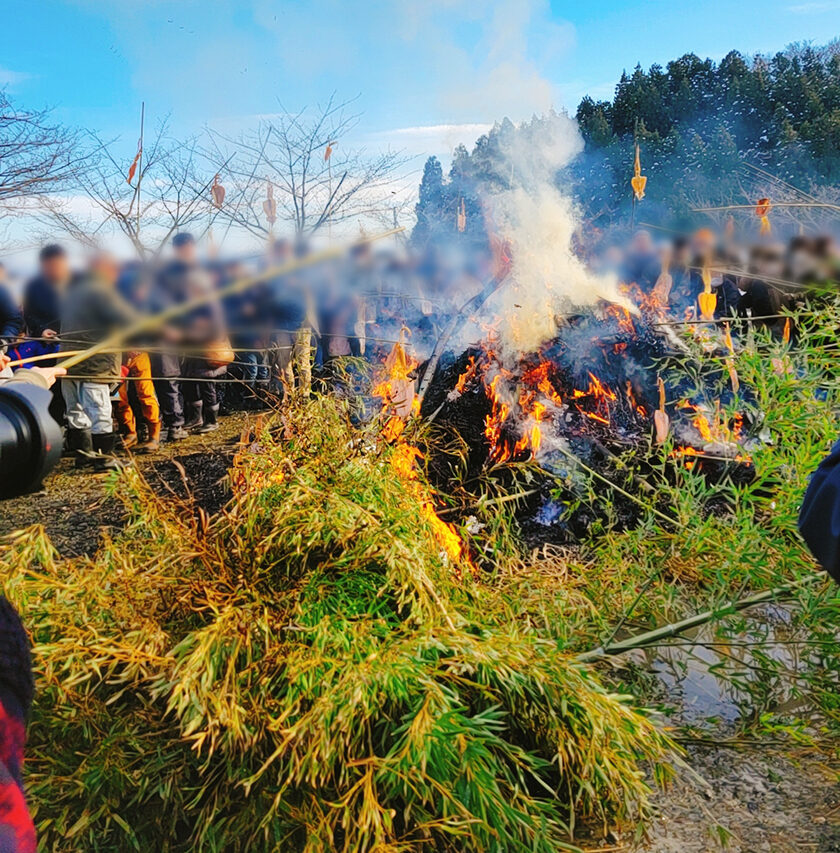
[484,112,635,360]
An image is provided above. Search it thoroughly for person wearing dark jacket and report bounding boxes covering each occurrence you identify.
[59,255,135,471]
[800,439,840,581]
[22,245,69,342]
[160,233,226,434]
[0,266,22,349]
[23,245,71,427]
[221,260,269,410]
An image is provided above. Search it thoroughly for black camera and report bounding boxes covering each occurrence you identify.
[0,382,62,499]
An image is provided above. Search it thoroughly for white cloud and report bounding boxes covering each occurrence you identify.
[0,68,33,88]
[376,123,492,157]
[787,1,840,12]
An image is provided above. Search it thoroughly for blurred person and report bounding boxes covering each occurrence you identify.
[60,253,135,472]
[0,264,22,366]
[221,259,269,411]
[710,248,741,319]
[23,244,69,343]
[786,235,820,284]
[0,595,36,853]
[23,244,71,426]
[116,350,161,452]
[665,236,700,315]
[114,263,161,451]
[152,233,196,441]
[621,229,660,293]
[268,239,313,400]
[0,360,67,844]
[164,234,228,433]
[739,244,790,332]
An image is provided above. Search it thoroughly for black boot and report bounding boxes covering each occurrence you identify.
[67,428,94,469]
[92,432,121,472]
[194,404,219,434]
[164,425,189,442]
[183,400,203,430]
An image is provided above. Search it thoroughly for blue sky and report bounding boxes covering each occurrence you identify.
[1,0,839,161]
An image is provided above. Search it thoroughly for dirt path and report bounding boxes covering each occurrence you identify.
[634,746,840,853]
[0,413,250,557]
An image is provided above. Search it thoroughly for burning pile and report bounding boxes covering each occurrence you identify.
[419,300,756,540]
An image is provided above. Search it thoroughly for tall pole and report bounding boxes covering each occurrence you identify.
[135,101,145,254]
[327,148,333,241]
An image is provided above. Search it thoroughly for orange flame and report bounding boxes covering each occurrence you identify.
[391,443,472,568]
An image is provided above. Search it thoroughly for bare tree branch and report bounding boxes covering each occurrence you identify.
[206,93,410,240]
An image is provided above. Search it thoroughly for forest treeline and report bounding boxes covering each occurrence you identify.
[413,41,840,245]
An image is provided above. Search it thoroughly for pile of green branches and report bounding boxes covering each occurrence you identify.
[2,398,671,852]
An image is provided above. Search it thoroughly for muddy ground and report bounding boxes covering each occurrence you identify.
[0,413,249,557]
[1,411,838,852]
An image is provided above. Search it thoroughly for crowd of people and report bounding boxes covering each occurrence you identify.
[590,224,839,329]
[0,232,462,474]
[0,223,837,477]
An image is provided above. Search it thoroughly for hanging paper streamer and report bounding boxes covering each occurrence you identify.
[723,322,739,393]
[697,259,716,321]
[653,376,670,444]
[756,198,771,236]
[324,141,335,162]
[211,174,226,209]
[262,181,277,227]
[631,143,647,201]
[783,317,791,345]
[456,198,466,233]
[126,139,142,185]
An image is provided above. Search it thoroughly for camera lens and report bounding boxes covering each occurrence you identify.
[0,383,62,499]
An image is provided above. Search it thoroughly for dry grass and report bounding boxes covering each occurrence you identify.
[2,397,672,853]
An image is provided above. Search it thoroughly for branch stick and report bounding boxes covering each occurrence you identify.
[576,575,823,663]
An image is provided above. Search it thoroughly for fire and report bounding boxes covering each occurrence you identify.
[571,372,617,425]
[390,443,472,568]
[373,342,419,441]
[375,343,473,571]
[670,446,701,470]
[677,400,747,454]
[605,300,638,334]
[454,356,477,394]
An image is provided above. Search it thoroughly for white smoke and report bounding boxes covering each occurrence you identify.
[482,112,634,360]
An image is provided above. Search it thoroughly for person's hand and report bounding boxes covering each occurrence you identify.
[0,353,10,372]
[28,366,66,388]
[42,329,58,339]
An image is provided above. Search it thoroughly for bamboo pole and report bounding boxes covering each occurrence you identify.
[693,202,840,213]
[576,575,823,663]
[55,226,404,373]
[416,270,510,404]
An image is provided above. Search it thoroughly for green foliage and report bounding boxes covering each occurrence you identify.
[488,301,840,737]
[413,41,840,239]
[3,398,671,852]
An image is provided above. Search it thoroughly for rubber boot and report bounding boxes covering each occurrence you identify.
[67,428,95,469]
[183,400,203,431]
[136,422,161,454]
[164,425,189,442]
[194,404,219,434]
[92,432,121,473]
[122,432,138,450]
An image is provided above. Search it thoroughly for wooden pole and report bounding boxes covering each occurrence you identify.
[135,102,145,253]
